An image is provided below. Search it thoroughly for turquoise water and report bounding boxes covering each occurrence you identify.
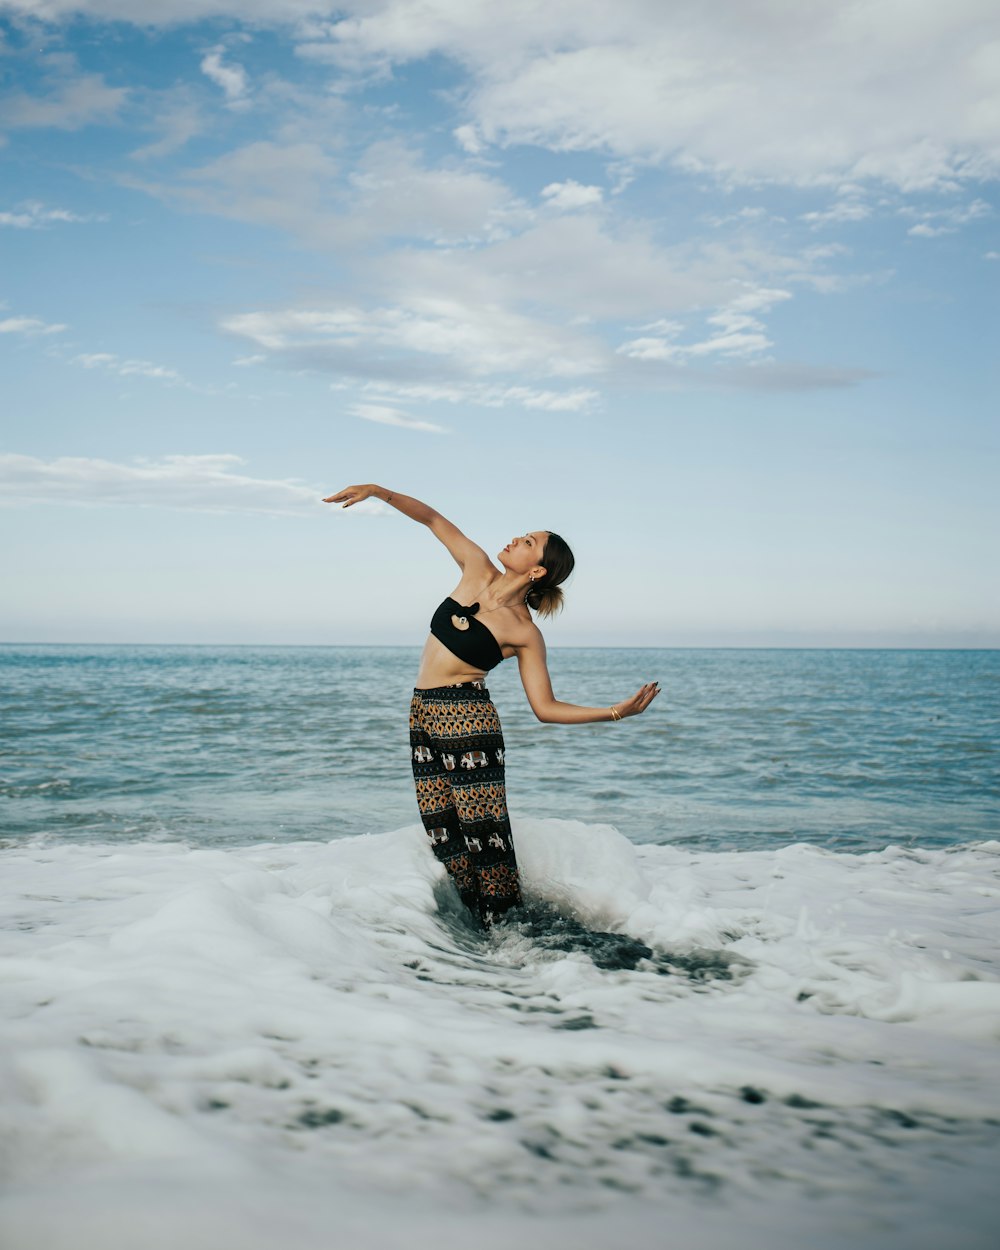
[2,644,997,850]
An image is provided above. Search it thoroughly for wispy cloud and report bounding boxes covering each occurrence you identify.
[117,139,343,245]
[706,206,784,228]
[0,200,105,228]
[0,452,326,516]
[222,296,603,383]
[0,312,67,335]
[358,380,599,412]
[72,351,184,384]
[216,216,859,394]
[129,96,203,161]
[0,63,126,131]
[618,287,792,364]
[124,135,526,251]
[904,198,992,238]
[350,402,446,433]
[800,197,871,228]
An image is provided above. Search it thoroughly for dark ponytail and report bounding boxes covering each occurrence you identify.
[525,531,575,618]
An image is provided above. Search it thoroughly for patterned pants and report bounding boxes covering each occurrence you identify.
[409,681,523,928]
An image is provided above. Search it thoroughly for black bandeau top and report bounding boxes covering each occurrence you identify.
[430,597,506,672]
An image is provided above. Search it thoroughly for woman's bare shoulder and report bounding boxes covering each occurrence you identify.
[508,611,544,651]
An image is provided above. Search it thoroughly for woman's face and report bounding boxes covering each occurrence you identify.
[498,530,548,578]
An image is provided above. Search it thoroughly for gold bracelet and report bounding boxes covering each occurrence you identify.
[609,706,622,721]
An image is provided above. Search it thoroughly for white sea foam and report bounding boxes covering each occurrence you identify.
[1,820,998,1249]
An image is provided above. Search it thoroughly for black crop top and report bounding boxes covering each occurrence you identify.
[430,597,506,672]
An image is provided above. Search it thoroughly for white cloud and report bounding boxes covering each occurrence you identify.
[119,140,347,247]
[120,130,530,256]
[0,314,67,335]
[350,403,446,433]
[129,97,203,161]
[453,123,484,155]
[387,214,820,323]
[0,452,325,516]
[347,140,528,244]
[800,199,871,227]
[222,296,603,382]
[10,3,999,190]
[358,380,598,412]
[103,76,859,389]
[216,210,855,395]
[607,162,636,196]
[985,250,1000,260]
[71,351,184,384]
[618,286,792,364]
[0,67,126,131]
[302,0,1000,192]
[904,197,993,238]
[200,47,250,108]
[0,200,103,228]
[8,5,898,399]
[706,206,782,227]
[175,139,339,228]
[541,180,603,211]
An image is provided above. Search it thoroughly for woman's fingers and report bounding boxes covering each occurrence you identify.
[620,682,661,717]
[322,484,367,505]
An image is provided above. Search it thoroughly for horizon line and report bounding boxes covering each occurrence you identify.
[1,641,997,653]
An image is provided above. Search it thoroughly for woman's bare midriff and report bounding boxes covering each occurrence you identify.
[414,634,495,690]
[413,574,530,689]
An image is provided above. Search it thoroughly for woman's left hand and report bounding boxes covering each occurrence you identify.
[613,682,661,719]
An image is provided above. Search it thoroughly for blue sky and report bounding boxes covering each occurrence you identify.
[1,1,997,646]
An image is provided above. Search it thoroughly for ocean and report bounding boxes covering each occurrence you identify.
[1,644,998,1249]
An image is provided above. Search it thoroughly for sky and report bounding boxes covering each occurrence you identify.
[1,0,998,647]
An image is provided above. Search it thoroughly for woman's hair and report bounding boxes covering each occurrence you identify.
[525,531,575,618]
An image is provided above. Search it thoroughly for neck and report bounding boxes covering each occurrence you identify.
[482,571,533,609]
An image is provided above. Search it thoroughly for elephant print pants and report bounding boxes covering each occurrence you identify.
[409,681,523,928]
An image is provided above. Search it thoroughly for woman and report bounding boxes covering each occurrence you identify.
[323,483,661,930]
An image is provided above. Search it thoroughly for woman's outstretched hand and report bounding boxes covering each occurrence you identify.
[322,483,380,507]
[613,682,661,720]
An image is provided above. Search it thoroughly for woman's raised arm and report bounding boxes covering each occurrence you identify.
[516,629,660,725]
[323,483,492,571]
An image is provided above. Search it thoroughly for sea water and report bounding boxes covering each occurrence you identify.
[3,644,997,849]
[1,645,999,1249]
